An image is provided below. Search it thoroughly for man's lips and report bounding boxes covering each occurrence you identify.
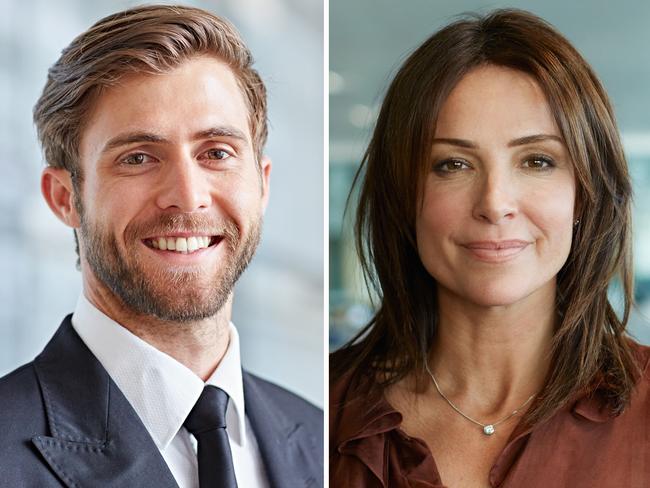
[461,240,531,262]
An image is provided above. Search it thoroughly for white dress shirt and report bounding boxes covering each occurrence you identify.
[71,294,270,488]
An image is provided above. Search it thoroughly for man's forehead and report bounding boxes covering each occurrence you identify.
[80,56,252,156]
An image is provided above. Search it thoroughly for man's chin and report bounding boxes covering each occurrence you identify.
[79,213,260,323]
[125,294,229,322]
[86,253,241,322]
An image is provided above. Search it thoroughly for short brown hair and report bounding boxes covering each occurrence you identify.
[34,4,268,176]
[333,9,638,427]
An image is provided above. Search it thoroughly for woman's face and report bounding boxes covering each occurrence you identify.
[416,64,576,308]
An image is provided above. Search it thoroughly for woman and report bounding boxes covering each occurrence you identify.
[330,9,649,487]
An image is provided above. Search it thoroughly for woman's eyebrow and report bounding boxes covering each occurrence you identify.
[432,138,476,148]
[507,134,564,147]
[432,134,564,149]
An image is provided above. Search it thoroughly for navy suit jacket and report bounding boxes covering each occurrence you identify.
[0,316,323,487]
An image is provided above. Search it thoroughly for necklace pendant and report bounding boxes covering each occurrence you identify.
[483,425,495,435]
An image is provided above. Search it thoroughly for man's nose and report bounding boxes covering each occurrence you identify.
[155,156,212,212]
[471,167,518,224]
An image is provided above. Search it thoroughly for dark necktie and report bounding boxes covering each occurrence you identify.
[184,386,238,488]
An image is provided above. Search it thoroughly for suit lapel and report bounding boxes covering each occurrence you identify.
[31,316,178,488]
[243,372,322,488]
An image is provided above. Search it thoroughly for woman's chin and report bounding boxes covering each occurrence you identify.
[434,270,557,310]
[441,282,548,310]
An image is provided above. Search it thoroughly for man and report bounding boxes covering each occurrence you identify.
[0,5,322,488]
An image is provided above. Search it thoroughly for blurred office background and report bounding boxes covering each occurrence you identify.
[330,0,650,349]
[0,0,323,406]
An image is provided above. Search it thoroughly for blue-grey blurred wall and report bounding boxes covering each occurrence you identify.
[0,0,324,406]
[329,0,650,348]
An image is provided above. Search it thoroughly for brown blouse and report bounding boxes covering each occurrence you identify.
[330,342,650,487]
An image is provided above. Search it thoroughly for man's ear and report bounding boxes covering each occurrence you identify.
[260,156,271,214]
[41,167,81,228]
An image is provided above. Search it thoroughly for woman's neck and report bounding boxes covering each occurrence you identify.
[429,281,556,417]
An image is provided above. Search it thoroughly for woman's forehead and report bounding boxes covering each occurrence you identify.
[434,65,561,144]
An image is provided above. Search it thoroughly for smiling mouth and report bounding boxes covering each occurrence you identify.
[462,240,531,262]
[143,235,222,254]
[464,240,530,250]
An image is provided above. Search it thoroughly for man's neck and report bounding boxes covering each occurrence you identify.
[82,279,231,382]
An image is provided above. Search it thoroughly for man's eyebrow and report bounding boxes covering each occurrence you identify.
[194,126,248,142]
[432,134,564,149]
[101,126,249,154]
[102,132,168,153]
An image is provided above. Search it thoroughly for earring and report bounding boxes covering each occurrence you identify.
[574,218,580,227]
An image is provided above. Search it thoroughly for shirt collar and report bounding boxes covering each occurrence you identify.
[571,343,650,423]
[331,371,403,449]
[71,294,248,451]
[205,320,247,446]
[331,372,442,486]
[570,389,612,423]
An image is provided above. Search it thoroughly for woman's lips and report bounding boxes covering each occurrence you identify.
[461,240,531,262]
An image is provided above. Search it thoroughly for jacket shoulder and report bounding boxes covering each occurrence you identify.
[0,360,52,478]
[244,372,323,427]
[0,360,44,414]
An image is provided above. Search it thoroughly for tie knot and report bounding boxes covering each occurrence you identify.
[184,386,229,436]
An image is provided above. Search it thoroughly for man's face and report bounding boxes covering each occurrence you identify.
[75,55,270,322]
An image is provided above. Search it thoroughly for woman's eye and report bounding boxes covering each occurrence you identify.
[523,155,554,170]
[122,153,153,165]
[434,158,470,173]
[204,148,231,160]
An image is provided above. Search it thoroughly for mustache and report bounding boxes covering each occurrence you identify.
[125,213,240,241]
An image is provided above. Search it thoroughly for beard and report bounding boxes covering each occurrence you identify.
[78,210,261,322]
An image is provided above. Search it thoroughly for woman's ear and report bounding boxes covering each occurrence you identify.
[41,167,81,228]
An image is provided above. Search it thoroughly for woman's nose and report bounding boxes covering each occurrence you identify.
[472,169,518,224]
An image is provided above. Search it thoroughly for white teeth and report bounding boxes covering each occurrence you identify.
[187,236,198,252]
[149,236,212,253]
[175,237,188,252]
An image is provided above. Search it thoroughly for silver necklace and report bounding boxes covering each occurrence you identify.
[425,362,536,436]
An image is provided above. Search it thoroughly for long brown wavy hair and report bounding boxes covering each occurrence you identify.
[331,9,639,426]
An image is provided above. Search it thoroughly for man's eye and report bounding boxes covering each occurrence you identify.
[204,149,231,160]
[433,158,470,173]
[122,153,152,165]
[523,155,555,170]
